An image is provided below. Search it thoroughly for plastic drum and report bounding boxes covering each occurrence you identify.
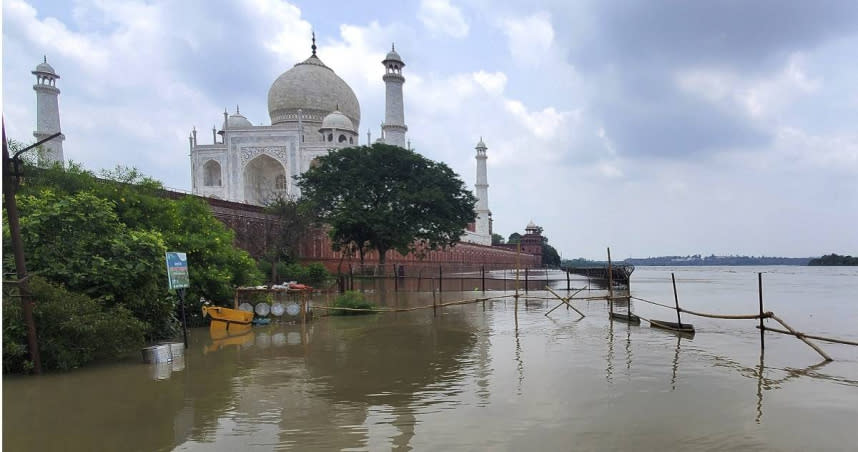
[270,302,285,317]
[286,302,301,316]
[238,302,253,312]
[255,302,270,316]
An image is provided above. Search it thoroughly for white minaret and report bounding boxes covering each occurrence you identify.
[32,56,65,165]
[381,44,407,148]
[475,138,491,240]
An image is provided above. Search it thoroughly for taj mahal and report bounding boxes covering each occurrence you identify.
[29,36,498,248]
[185,36,493,246]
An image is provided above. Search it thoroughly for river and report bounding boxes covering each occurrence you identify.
[4,266,857,451]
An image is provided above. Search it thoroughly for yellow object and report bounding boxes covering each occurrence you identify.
[202,305,253,338]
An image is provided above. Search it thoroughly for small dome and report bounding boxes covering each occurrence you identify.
[476,138,487,149]
[320,110,354,131]
[526,220,538,229]
[223,111,253,129]
[383,44,404,65]
[33,57,57,76]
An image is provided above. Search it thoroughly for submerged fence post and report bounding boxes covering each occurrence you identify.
[759,272,765,351]
[566,269,570,291]
[432,286,437,317]
[481,265,486,293]
[525,268,529,294]
[607,247,614,315]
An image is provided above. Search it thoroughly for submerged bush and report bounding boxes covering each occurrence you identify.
[331,291,376,316]
[3,277,145,373]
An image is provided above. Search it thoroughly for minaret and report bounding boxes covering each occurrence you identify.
[381,44,407,148]
[32,56,65,165]
[475,138,491,241]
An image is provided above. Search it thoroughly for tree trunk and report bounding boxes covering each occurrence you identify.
[377,246,388,266]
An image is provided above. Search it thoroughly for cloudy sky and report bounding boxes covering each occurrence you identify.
[3,0,857,259]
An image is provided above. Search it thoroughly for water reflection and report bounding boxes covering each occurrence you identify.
[4,274,857,451]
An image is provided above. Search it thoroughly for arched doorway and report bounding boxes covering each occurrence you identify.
[243,154,287,205]
[203,160,222,186]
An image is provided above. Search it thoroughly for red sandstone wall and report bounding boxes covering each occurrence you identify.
[297,228,540,272]
[165,190,542,270]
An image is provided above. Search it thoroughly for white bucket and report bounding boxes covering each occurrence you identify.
[141,344,172,364]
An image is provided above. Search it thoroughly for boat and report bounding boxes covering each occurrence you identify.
[202,305,253,336]
[649,319,695,334]
[610,312,641,324]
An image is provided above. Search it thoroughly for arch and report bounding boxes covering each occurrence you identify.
[203,160,222,186]
[243,154,287,205]
[338,134,347,143]
[349,137,354,144]
[327,133,333,142]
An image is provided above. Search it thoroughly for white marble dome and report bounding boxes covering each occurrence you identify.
[320,110,354,132]
[268,55,360,129]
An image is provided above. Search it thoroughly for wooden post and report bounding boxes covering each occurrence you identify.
[300,295,306,326]
[607,247,614,315]
[481,265,486,293]
[672,273,682,326]
[525,268,529,294]
[349,265,354,291]
[566,269,570,291]
[432,286,437,317]
[439,266,443,293]
[758,272,765,351]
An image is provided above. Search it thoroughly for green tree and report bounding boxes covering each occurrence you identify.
[508,232,522,244]
[542,238,561,267]
[491,233,505,245]
[297,144,476,265]
[263,196,316,283]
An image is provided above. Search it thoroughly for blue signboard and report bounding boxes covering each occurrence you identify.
[165,252,190,290]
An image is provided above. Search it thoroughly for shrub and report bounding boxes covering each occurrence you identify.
[3,277,146,373]
[331,291,376,315]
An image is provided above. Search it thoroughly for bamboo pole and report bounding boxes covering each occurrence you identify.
[545,286,585,318]
[671,273,682,326]
[768,314,832,361]
[607,247,614,315]
[757,325,858,346]
[758,272,765,350]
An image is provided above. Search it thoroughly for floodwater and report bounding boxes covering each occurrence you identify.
[4,266,857,451]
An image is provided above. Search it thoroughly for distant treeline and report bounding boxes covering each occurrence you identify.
[563,255,812,267]
[624,255,811,266]
[808,254,858,266]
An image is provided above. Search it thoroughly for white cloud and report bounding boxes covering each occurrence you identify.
[472,71,507,95]
[418,0,469,38]
[499,11,554,65]
[676,53,821,121]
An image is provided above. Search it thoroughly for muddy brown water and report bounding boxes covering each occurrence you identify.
[4,266,857,451]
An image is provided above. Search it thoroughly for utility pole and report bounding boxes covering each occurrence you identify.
[2,119,60,374]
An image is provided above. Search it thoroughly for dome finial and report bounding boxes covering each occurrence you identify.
[236,104,240,114]
[43,55,47,63]
[392,43,395,51]
[311,31,317,56]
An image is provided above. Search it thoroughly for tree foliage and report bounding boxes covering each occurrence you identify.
[297,144,476,265]
[2,163,261,371]
[808,254,858,266]
[491,233,505,245]
[508,232,522,244]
